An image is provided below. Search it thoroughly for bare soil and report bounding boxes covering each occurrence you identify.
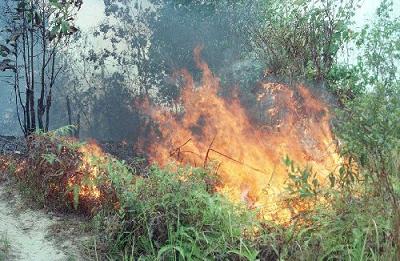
[0,179,88,261]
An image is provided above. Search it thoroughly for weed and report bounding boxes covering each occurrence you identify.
[0,234,11,261]
[5,132,398,260]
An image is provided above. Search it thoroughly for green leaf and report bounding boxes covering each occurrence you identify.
[49,0,62,9]
[61,21,69,34]
[157,245,185,259]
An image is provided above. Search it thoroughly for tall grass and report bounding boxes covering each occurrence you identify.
[5,131,398,260]
[0,234,11,261]
[96,163,259,260]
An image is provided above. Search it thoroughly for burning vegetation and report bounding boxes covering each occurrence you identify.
[0,44,397,259]
[0,0,399,259]
[1,49,342,222]
[143,48,341,222]
[1,133,117,214]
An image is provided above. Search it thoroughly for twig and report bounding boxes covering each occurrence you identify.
[208,148,267,175]
[204,134,217,168]
[179,150,203,160]
[169,137,270,178]
[267,165,276,186]
[169,138,192,157]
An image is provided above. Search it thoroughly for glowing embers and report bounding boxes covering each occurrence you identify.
[144,47,341,223]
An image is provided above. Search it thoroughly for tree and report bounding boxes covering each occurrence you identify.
[88,0,155,97]
[91,0,253,105]
[250,0,357,85]
[335,0,400,257]
[0,0,82,135]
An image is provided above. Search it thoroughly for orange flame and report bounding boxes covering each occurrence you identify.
[144,47,341,222]
[68,140,104,200]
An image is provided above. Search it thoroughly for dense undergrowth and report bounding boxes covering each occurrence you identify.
[0,0,398,260]
[1,122,398,260]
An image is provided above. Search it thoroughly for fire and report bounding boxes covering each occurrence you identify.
[68,140,104,200]
[144,47,341,223]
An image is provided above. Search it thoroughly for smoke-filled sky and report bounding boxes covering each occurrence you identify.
[1,0,399,136]
[76,0,400,31]
[76,0,105,30]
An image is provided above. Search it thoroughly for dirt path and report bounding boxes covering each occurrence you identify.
[0,182,84,261]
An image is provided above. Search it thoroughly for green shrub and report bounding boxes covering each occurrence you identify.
[97,163,258,260]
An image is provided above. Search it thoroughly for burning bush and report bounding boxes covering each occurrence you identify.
[12,129,117,214]
[1,129,396,260]
[141,47,341,223]
[1,130,262,259]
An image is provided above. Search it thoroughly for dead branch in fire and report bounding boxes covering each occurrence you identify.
[167,134,271,178]
[169,138,192,159]
[203,134,217,168]
[208,148,267,175]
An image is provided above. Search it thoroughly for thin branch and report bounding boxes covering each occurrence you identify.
[204,134,217,168]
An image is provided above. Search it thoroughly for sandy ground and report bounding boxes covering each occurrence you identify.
[0,181,84,261]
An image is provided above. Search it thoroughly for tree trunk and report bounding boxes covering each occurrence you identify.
[38,0,46,131]
[29,0,36,133]
[66,96,72,126]
[45,54,56,132]
[75,113,80,138]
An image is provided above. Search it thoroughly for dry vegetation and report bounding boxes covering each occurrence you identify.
[0,127,398,260]
[0,0,399,260]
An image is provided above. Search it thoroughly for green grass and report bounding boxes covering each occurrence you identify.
[95,163,259,260]
[7,133,398,260]
[91,157,397,260]
[0,234,11,261]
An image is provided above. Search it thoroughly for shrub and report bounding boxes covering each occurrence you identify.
[15,130,117,214]
[8,131,259,259]
[4,127,398,260]
[97,164,258,260]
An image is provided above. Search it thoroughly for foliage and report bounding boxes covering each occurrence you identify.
[355,0,400,87]
[13,132,116,213]
[334,82,400,258]
[334,0,400,207]
[251,0,357,84]
[328,0,400,103]
[333,1,400,257]
[1,130,397,260]
[0,0,82,135]
[95,164,258,260]
[267,193,395,260]
[89,0,254,104]
[284,156,321,199]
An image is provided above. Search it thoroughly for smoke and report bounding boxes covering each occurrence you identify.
[47,0,261,141]
[140,48,340,222]
[0,0,341,139]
